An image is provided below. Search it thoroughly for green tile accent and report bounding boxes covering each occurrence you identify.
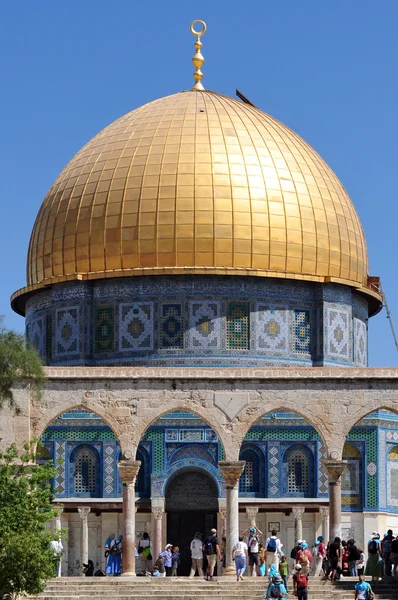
[227,302,249,350]
[94,306,114,353]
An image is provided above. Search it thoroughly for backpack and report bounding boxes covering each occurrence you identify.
[296,573,308,588]
[204,539,214,556]
[392,539,398,553]
[368,539,378,554]
[290,546,298,559]
[350,546,360,561]
[383,539,392,553]
[267,537,277,552]
[270,583,283,598]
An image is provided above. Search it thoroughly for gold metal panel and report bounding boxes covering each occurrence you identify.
[23,89,371,301]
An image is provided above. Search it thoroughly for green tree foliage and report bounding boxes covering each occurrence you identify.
[0,442,58,598]
[0,317,44,409]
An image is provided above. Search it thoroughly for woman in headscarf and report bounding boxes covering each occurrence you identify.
[106,534,122,576]
[365,531,381,582]
[296,541,313,574]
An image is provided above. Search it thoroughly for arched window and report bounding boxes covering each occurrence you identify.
[388,446,398,508]
[283,444,313,496]
[342,442,362,510]
[239,446,265,497]
[70,445,100,497]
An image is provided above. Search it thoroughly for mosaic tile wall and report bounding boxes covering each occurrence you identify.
[43,410,387,510]
[25,276,368,367]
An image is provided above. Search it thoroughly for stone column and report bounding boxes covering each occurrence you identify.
[246,507,258,529]
[320,507,329,542]
[152,507,164,562]
[323,460,346,542]
[118,459,141,577]
[292,507,305,544]
[78,507,90,576]
[219,460,245,576]
[54,507,63,577]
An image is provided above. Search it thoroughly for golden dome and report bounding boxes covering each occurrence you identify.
[12,90,381,313]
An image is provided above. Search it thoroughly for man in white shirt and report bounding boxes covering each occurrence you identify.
[189,532,204,577]
[265,529,282,571]
[242,526,263,576]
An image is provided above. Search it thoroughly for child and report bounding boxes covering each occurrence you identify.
[145,566,161,577]
[171,545,180,576]
[279,554,289,592]
[259,542,267,577]
[357,549,365,577]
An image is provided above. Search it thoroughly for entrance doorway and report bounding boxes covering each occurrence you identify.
[165,469,218,576]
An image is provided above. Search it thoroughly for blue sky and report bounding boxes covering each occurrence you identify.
[0,0,397,366]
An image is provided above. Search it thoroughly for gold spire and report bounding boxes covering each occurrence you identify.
[190,20,207,91]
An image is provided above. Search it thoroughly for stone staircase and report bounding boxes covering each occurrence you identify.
[20,576,398,600]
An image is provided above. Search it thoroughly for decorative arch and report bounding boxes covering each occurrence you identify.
[134,406,229,460]
[169,444,217,466]
[239,443,265,497]
[165,466,219,512]
[282,443,314,497]
[32,401,127,454]
[69,444,100,497]
[152,461,225,499]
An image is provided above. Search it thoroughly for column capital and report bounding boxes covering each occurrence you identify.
[77,506,91,520]
[245,507,258,520]
[292,507,305,520]
[218,460,245,488]
[320,507,329,521]
[151,507,164,520]
[118,459,141,484]
[323,459,347,484]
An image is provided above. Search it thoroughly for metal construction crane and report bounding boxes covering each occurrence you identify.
[381,285,398,352]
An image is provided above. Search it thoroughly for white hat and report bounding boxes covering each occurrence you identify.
[165,543,172,549]
[211,528,217,533]
[371,531,378,537]
[295,564,302,570]
[297,539,302,544]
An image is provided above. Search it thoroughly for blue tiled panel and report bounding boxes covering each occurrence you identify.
[25,276,368,367]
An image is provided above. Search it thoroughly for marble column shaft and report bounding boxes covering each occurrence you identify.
[78,507,90,576]
[292,507,305,544]
[323,460,346,543]
[152,508,164,562]
[219,461,245,576]
[320,507,329,542]
[118,459,141,577]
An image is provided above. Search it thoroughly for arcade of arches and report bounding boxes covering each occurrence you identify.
[3,367,398,575]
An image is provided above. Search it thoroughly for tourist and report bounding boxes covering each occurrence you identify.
[203,528,222,581]
[296,541,313,574]
[279,553,289,592]
[259,542,267,576]
[50,534,63,577]
[347,539,360,577]
[265,574,287,599]
[313,536,326,577]
[159,544,173,576]
[171,545,180,576]
[293,563,309,600]
[138,532,152,573]
[391,536,398,578]
[381,529,393,576]
[291,540,302,569]
[328,537,342,580]
[106,535,122,576]
[357,549,365,577]
[365,532,381,582]
[232,535,248,581]
[145,566,161,577]
[243,526,263,576]
[189,532,204,578]
[104,533,115,575]
[354,574,373,599]
[265,529,282,571]
[83,560,94,576]
[153,554,166,577]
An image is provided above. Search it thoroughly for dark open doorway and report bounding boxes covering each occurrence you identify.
[165,469,218,576]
